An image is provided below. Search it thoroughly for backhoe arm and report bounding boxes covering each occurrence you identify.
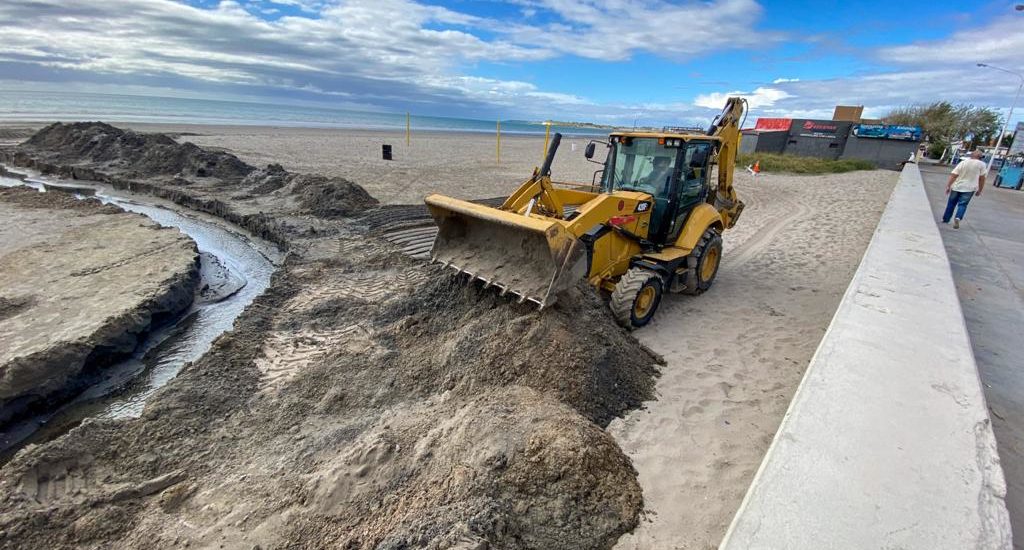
[707,97,746,228]
[501,133,565,218]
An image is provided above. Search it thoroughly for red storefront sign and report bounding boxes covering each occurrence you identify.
[754,118,792,131]
[801,120,838,133]
[797,119,840,138]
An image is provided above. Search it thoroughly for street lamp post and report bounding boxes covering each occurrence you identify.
[977,63,1024,173]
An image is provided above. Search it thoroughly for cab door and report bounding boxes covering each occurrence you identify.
[665,141,712,242]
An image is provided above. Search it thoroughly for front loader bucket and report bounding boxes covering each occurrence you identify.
[425,194,586,308]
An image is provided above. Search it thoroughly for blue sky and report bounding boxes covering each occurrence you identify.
[0,0,1022,126]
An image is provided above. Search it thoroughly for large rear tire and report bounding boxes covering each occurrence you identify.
[610,268,664,329]
[681,227,723,295]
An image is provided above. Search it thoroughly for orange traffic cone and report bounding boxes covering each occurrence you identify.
[753,160,761,174]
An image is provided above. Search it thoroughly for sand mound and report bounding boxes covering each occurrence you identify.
[366,275,659,426]
[291,387,641,549]
[10,124,381,222]
[290,173,380,218]
[22,122,254,180]
[0,234,658,549]
[241,164,380,216]
[242,162,290,193]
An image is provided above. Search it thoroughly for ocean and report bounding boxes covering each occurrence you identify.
[0,90,611,136]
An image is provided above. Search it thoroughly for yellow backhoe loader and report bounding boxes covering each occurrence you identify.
[424,97,747,328]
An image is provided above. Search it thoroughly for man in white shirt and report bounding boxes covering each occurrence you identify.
[942,149,987,229]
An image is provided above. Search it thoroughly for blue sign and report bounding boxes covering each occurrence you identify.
[853,124,922,141]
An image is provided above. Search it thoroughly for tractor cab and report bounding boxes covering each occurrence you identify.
[587,133,715,245]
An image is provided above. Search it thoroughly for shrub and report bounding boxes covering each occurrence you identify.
[735,153,876,174]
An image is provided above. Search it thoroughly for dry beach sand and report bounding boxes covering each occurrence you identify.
[613,168,895,548]
[0,122,608,203]
[0,121,897,548]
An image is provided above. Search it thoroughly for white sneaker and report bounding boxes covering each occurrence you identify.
[953,218,960,229]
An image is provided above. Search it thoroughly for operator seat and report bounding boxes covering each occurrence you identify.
[680,148,708,205]
[645,157,675,242]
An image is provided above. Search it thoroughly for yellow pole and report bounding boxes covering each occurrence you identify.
[542,121,552,163]
[406,112,410,147]
[496,120,501,165]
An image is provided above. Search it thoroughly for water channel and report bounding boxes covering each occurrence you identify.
[0,168,281,458]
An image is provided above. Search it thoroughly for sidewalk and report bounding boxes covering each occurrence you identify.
[922,164,1024,548]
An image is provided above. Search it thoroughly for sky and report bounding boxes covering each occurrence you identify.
[0,0,1022,126]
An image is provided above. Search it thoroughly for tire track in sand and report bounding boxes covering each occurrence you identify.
[722,193,810,270]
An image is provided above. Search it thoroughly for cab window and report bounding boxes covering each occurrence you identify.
[603,138,678,196]
[678,142,711,205]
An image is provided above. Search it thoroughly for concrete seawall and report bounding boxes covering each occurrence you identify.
[720,164,1012,549]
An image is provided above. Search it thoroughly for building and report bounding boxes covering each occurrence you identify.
[739,118,791,155]
[743,109,922,169]
[842,124,923,169]
[739,130,788,154]
[783,119,853,160]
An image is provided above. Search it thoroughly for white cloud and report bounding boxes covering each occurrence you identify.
[694,87,791,109]
[698,15,1024,122]
[506,0,779,61]
[0,0,776,119]
[879,17,1024,68]
[0,1,551,105]
[4,0,1016,125]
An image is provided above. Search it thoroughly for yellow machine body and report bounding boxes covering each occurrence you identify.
[425,98,747,319]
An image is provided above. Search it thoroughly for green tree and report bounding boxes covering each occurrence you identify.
[883,101,1002,158]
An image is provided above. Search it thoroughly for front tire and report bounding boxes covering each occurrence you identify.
[610,268,664,328]
[681,227,723,295]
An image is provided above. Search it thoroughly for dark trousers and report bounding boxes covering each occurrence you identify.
[942,190,974,223]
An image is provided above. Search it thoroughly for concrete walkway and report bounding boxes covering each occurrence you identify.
[721,164,1010,549]
[922,164,1024,549]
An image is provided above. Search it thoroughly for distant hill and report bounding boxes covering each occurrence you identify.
[508,119,617,129]
[508,120,663,132]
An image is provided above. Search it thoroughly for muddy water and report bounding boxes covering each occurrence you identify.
[0,170,280,456]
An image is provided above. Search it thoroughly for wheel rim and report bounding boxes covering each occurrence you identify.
[634,285,656,318]
[701,246,720,281]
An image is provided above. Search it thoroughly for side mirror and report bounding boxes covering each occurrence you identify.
[585,140,609,165]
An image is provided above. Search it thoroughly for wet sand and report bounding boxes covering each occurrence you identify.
[0,186,199,424]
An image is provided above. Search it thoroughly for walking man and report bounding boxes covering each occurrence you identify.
[943,149,987,229]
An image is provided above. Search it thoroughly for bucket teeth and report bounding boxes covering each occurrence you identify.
[442,263,544,307]
[434,257,550,308]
